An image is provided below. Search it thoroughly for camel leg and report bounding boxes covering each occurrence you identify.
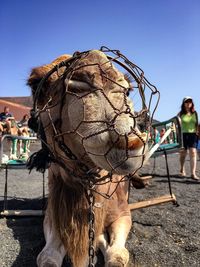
[105,215,132,267]
[97,232,109,260]
[37,214,66,267]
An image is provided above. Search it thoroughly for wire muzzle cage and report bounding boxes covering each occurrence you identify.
[28,47,160,194]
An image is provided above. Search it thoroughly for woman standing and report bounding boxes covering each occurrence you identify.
[178,97,199,180]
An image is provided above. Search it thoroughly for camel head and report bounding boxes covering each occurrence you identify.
[28,49,156,177]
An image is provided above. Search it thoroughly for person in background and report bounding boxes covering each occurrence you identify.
[160,128,167,144]
[197,124,200,161]
[17,114,29,135]
[178,97,199,180]
[0,106,15,135]
[17,114,30,156]
[153,127,160,144]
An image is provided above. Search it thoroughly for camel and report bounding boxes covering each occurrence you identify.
[27,49,150,267]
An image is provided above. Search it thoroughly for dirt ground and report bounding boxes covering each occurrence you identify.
[0,141,200,267]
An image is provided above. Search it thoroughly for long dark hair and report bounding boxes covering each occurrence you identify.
[180,99,195,116]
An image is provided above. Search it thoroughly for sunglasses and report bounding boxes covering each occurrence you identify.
[184,100,192,103]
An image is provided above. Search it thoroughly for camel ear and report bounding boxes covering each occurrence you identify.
[27,66,50,98]
[27,54,72,99]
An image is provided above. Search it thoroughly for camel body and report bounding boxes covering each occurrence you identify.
[28,50,148,267]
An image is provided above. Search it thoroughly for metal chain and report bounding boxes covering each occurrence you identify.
[88,184,95,267]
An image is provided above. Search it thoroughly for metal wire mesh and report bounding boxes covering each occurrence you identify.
[30,47,160,198]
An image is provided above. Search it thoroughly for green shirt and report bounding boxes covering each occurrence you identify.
[181,113,197,133]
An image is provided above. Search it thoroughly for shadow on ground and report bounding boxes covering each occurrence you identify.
[0,198,105,267]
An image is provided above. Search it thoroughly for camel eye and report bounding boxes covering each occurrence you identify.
[126,87,133,96]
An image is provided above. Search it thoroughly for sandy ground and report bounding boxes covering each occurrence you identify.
[0,141,200,267]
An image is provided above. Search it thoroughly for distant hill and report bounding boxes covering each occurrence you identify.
[0,96,33,108]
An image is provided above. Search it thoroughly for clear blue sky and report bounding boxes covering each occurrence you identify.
[0,0,200,121]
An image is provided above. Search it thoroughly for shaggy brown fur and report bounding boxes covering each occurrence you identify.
[48,167,106,266]
[27,55,71,105]
[28,50,135,267]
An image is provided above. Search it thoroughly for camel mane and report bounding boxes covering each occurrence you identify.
[48,169,106,267]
